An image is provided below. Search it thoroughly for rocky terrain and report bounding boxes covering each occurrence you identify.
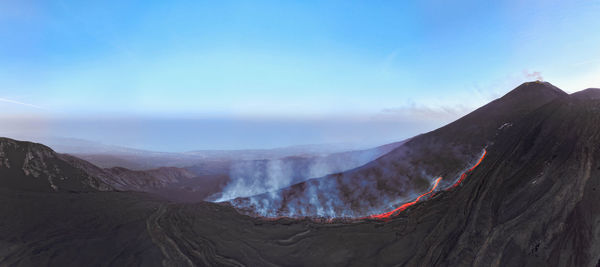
[0,138,114,192]
[1,82,599,266]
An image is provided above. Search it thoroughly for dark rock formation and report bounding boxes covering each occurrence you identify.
[0,138,113,192]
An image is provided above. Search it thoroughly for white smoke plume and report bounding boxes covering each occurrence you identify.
[212,145,393,203]
[225,147,487,219]
[523,70,544,81]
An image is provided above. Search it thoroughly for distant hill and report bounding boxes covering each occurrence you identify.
[0,137,212,199]
[0,138,114,192]
[18,136,395,170]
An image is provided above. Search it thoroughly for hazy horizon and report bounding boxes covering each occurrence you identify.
[0,114,450,152]
[1,0,599,151]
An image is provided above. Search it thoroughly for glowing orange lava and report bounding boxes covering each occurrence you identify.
[258,149,488,221]
[368,177,442,219]
[449,149,487,189]
[367,149,487,220]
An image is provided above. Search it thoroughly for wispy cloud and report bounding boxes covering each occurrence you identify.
[377,103,472,122]
[0,97,44,109]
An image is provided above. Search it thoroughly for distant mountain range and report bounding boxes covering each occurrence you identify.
[10,136,391,169]
[0,136,405,203]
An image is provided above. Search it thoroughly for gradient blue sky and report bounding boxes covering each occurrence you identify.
[1,0,599,151]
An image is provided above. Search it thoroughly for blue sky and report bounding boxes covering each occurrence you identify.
[1,0,599,151]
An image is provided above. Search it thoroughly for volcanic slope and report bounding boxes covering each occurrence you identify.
[121,85,600,266]
[232,81,570,217]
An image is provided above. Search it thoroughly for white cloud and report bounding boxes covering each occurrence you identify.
[0,97,44,109]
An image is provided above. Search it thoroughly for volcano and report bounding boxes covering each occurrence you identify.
[1,81,600,266]
[230,81,570,218]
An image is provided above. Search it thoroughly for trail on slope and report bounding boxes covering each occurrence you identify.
[146,204,246,267]
[146,204,195,267]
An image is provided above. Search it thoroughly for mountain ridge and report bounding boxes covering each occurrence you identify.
[0,137,114,192]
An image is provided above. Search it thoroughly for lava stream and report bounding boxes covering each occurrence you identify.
[368,177,442,219]
[257,149,488,222]
[367,149,487,220]
[449,149,487,189]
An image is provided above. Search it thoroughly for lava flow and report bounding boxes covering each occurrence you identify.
[449,149,487,189]
[368,177,442,219]
[257,149,488,222]
[367,149,487,220]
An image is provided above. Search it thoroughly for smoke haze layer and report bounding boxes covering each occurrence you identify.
[212,142,404,202]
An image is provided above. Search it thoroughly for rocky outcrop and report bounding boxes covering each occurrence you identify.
[0,137,204,194]
[0,138,113,192]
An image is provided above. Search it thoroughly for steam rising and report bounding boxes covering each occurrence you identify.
[212,145,398,202]
[222,147,486,219]
[231,172,436,218]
